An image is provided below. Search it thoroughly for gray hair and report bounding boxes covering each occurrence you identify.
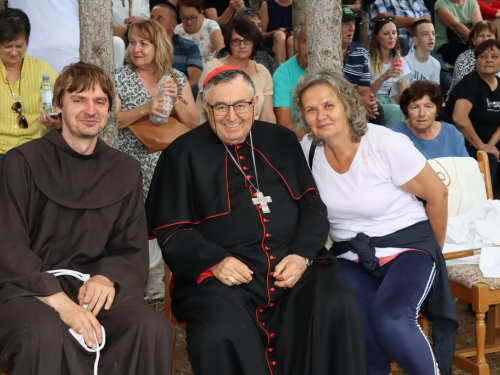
[294,24,305,40]
[202,69,256,102]
[293,70,367,145]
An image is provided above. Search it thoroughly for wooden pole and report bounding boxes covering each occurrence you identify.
[79,0,119,148]
[305,0,343,73]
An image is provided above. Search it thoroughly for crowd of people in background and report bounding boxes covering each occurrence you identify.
[2,0,499,185]
[0,0,499,374]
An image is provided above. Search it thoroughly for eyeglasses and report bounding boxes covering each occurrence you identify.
[243,7,256,14]
[180,15,198,23]
[205,101,254,116]
[230,38,254,47]
[11,101,28,129]
[375,16,394,25]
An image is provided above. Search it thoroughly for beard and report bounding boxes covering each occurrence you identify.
[67,116,105,139]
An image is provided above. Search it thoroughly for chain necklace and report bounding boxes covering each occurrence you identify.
[223,131,273,213]
[6,74,21,103]
[5,59,23,103]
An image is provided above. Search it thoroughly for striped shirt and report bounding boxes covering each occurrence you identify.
[172,34,203,78]
[0,54,58,154]
[369,0,430,46]
[343,42,370,88]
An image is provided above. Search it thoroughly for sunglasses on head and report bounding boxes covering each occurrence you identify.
[11,101,28,129]
[375,16,395,25]
[244,7,255,14]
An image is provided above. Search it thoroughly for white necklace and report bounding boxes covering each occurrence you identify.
[223,131,273,213]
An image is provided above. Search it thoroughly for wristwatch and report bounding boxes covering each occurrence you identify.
[305,258,313,267]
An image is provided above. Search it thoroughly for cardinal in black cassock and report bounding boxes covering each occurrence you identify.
[146,68,366,375]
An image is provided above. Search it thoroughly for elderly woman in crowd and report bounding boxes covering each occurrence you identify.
[447,20,498,99]
[392,81,468,159]
[174,0,224,66]
[116,20,198,200]
[217,7,279,76]
[435,0,482,65]
[196,18,275,124]
[369,17,410,127]
[445,38,500,183]
[296,71,458,375]
[0,8,59,163]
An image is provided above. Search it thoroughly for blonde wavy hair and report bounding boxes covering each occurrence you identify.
[293,70,367,146]
[126,20,174,79]
[369,18,401,76]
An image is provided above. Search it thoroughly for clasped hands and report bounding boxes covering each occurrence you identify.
[359,93,380,120]
[483,142,500,161]
[210,255,307,289]
[124,15,147,27]
[36,275,114,351]
[229,0,245,11]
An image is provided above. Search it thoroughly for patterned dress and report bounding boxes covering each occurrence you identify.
[115,64,188,201]
[174,18,221,66]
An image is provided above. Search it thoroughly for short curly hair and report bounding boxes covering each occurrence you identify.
[468,21,497,49]
[474,38,500,59]
[293,70,367,145]
[177,0,203,14]
[399,81,443,117]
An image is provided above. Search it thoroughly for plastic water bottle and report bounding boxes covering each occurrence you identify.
[149,77,174,124]
[40,74,58,118]
[392,50,404,83]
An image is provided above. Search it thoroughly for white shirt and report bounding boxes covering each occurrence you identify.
[370,59,411,96]
[404,51,441,85]
[301,124,428,260]
[9,0,80,73]
[113,0,150,27]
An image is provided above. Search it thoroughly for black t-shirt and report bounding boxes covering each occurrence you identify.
[203,0,250,17]
[446,71,500,143]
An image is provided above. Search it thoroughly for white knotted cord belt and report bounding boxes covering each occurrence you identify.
[46,270,106,375]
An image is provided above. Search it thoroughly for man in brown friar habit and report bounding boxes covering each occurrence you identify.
[0,62,173,375]
[146,66,367,375]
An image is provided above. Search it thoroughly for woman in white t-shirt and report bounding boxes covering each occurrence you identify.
[294,71,458,375]
[369,17,410,127]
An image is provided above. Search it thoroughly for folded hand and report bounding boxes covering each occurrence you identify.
[77,275,115,316]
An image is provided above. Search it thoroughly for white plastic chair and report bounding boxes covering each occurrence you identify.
[113,36,125,73]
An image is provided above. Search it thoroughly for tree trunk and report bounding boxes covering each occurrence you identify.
[0,0,6,10]
[305,0,343,73]
[292,0,305,32]
[360,9,370,49]
[79,0,118,149]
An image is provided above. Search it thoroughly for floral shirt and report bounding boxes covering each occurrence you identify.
[115,65,188,201]
[174,18,220,66]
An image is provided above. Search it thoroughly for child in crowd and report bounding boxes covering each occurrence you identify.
[369,17,410,127]
[405,19,441,85]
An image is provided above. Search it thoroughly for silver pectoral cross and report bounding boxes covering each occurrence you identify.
[252,191,272,213]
